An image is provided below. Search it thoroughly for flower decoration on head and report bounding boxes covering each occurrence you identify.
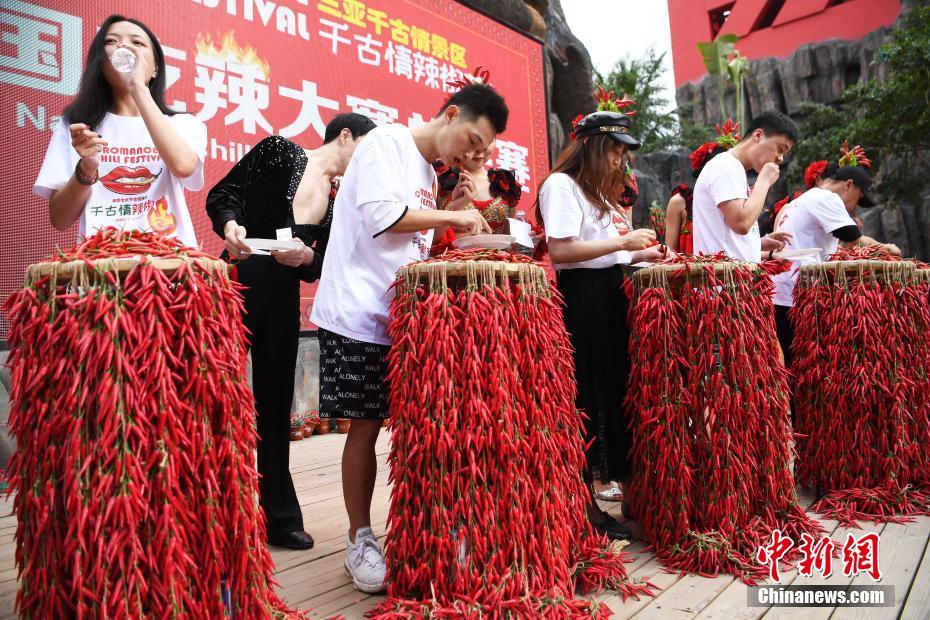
[713,119,742,149]
[442,66,492,106]
[838,140,872,168]
[690,119,741,172]
[569,88,637,140]
[804,160,828,189]
[689,143,720,172]
[772,190,803,218]
[594,86,637,116]
[570,113,585,130]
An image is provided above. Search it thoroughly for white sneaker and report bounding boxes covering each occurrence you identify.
[344,526,386,593]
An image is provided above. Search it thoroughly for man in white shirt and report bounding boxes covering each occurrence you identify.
[772,163,900,368]
[310,83,508,593]
[693,111,799,261]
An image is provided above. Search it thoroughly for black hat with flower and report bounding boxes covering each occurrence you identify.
[570,87,640,149]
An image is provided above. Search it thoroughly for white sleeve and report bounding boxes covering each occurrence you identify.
[709,160,749,208]
[815,193,856,233]
[355,135,408,237]
[540,174,583,239]
[33,119,75,199]
[171,114,208,191]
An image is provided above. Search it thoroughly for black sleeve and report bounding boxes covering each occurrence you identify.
[831,224,862,243]
[297,249,324,283]
[204,136,274,239]
[298,229,328,283]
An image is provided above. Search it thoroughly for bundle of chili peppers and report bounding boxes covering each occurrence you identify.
[370,251,653,618]
[5,229,300,618]
[791,248,930,526]
[624,254,823,584]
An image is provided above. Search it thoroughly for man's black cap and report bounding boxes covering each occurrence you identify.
[828,165,877,208]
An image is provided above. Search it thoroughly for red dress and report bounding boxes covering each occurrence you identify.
[431,163,523,254]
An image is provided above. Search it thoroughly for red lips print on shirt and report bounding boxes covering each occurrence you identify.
[100,166,162,195]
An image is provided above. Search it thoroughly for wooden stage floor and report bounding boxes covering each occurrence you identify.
[0,431,926,619]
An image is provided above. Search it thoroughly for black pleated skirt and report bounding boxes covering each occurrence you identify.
[556,265,631,483]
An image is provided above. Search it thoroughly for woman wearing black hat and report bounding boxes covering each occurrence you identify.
[535,106,662,540]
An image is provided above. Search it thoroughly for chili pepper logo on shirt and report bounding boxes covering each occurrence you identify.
[147,197,177,235]
[100,166,162,195]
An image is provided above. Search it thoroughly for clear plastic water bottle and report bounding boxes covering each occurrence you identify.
[513,210,533,255]
[110,47,136,73]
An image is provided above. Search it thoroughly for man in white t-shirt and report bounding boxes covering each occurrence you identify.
[771,164,900,368]
[693,111,799,262]
[310,83,508,593]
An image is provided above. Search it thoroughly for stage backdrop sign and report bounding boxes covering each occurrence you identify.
[1,0,547,335]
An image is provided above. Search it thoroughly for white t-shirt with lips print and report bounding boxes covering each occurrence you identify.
[311,123,438,346]
[34,113,207,247]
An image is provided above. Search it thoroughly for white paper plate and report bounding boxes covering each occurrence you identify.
[243,238,303,252]
[452,234,515,250]
[773,248,821,260]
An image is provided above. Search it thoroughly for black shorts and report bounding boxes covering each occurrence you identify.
[318,328,390,420]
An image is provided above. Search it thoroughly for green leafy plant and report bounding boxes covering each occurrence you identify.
[594,47,683,154]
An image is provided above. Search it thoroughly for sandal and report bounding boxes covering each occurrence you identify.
[597,486,623,502]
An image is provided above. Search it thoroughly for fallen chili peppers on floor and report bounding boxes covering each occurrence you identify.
[369,251,653,619]
[791,247,930,527]
[5,228,301,618]
[624,254,823,584]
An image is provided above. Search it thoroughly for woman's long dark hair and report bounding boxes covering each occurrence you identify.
[534,134,626,224]
[62,15,176,128]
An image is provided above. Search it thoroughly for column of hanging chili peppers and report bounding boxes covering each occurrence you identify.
[625,254,823,585]
[791,247,930,527]
[5,228,303,618]
[370,250,653,619]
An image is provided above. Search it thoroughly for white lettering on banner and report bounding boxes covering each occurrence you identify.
[319,18,351,54]
[354,33,382,66]
[495,140,531,192]
[192,0,311,41]
[209,138,253,163]
[225,61,273,134]
[385,42,413,80]
[346,95,397,126]
[162,45,187,112]
[407,112,426,129]
[194,54,229,121]
[0,1,82,95]
[440,64,465,92]
[278,80,339,139]
[412,51,437,85]
[16,102,61,131]
[194,49,273,135]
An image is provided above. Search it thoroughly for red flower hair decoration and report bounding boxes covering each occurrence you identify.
[804,160,828,189]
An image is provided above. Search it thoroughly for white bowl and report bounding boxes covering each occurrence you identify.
[452,234,515,250]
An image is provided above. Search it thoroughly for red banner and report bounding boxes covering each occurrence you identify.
[1,0,547,334]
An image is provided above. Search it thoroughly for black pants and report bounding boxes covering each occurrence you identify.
[237,256,304,538]
[556,266,631,484]
[775,304,797,426]
[774,304,794,370]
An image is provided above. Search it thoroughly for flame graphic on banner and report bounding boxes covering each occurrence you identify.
[195,32,271,79]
